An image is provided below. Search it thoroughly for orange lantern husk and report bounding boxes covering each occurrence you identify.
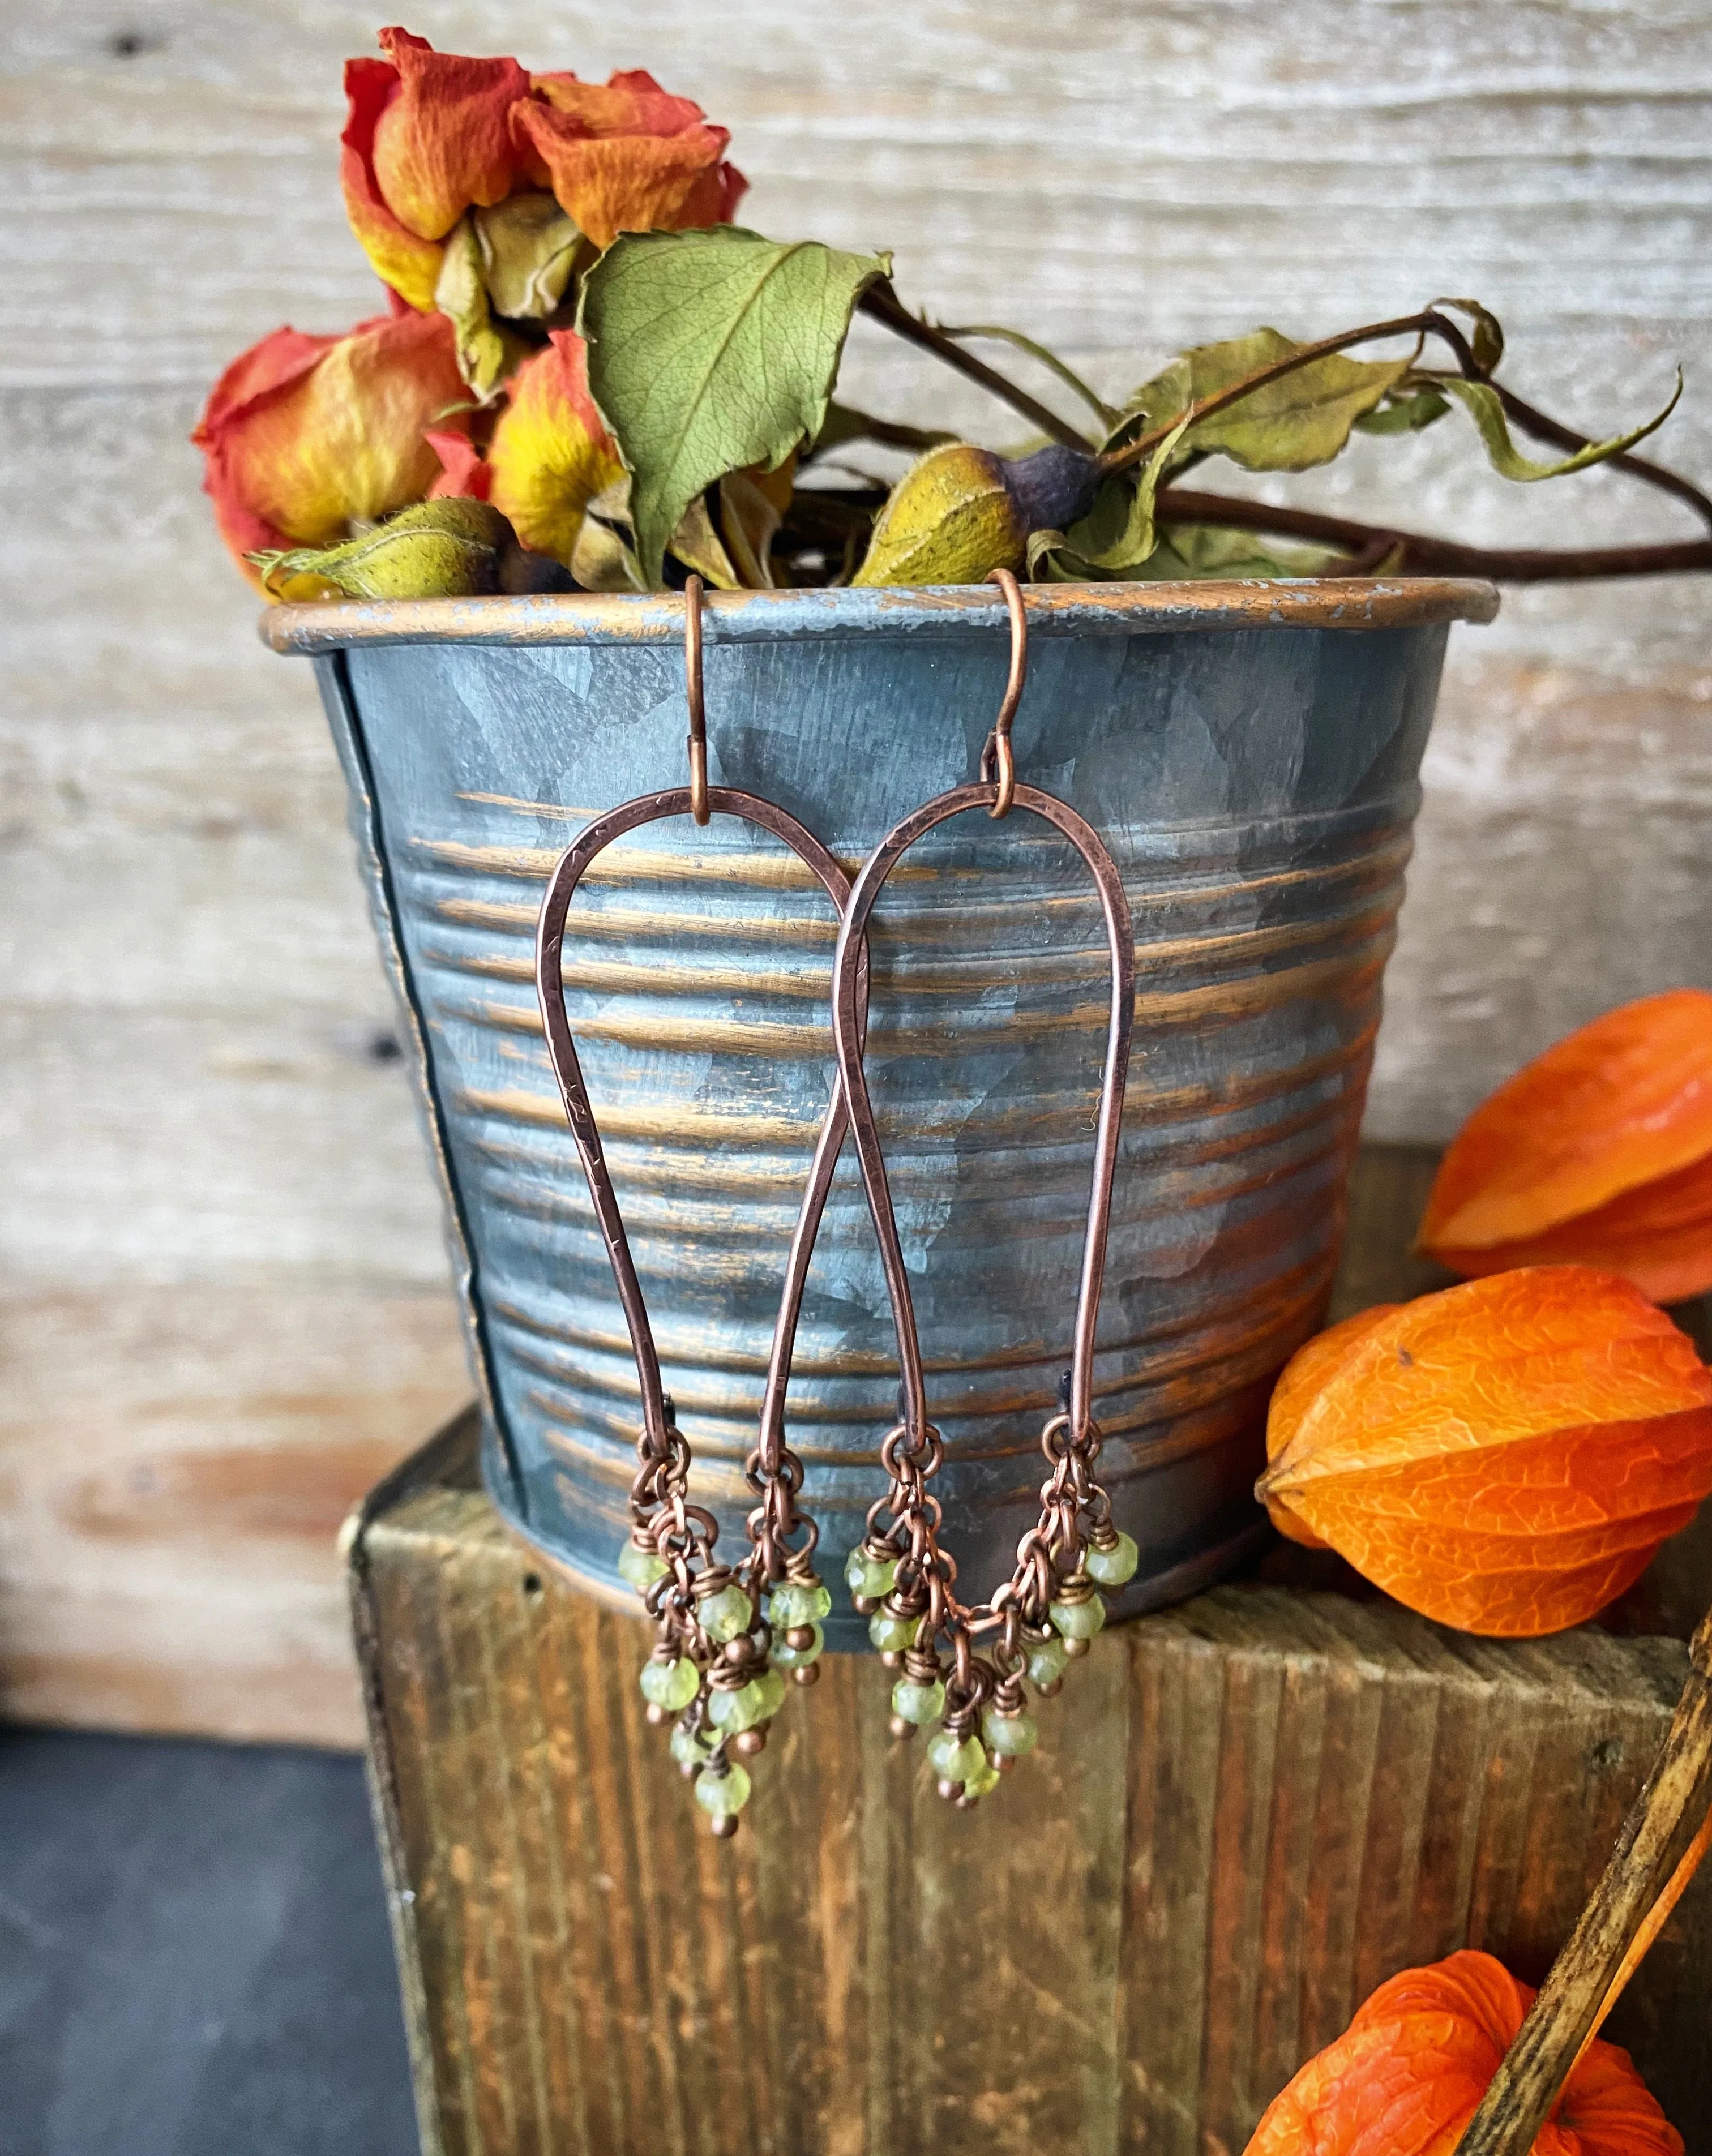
[1419,989,1712,1304]
[1244,1949,1681,2156]
[1256,1268,1712,1636]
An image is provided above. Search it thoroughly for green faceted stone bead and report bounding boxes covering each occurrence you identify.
[927,1729,984,1782]
[669,1720,712,1769]
[748,1666,787,1722]
[1085,1531,1140,1588]
[981,1707,1038,1758]
[617,1539,667,1591]
[709,1667,788,1733]
[963,1760,1001,1801]
[768,1578,833,1628]
[844,1546,899,1599]
[773,1621,824,1670]
[699,1582,752,1644]
[1026,1634,1069,1690]
[891,1676,945,1725]
[707,1684,755,1733]
[640,1657,700,1712]
[1050,1594,1106,1641]
[868,1609,917,1654]
[694,1761,752,1817]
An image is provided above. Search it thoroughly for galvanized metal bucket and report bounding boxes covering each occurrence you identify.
[271,578,1496,1645]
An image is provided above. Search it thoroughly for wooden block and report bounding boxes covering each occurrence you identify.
[350,1413,1712,2156]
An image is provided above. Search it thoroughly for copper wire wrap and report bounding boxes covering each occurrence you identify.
[684,574,709,826]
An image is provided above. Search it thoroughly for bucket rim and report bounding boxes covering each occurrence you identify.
[262,575,1499,656]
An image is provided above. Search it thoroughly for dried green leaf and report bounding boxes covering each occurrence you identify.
[1437,371,1683,480]
[578,226,890,585]
[1116,329,1413,473]
[435,217,528,402]
[475,191,587,320]
[569,516,642,592]
[669,494,742,589]
[720,460,794,589]
[1355,385,1450,435]
[1143,522,1345,580]
[1432,298,1504,375]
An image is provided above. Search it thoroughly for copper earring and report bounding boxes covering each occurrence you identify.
[533,578,866,1836]
[829,568,1140,1807]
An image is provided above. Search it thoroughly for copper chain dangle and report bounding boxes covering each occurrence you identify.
[831,568,1140,1810]
[533,578,866,1836]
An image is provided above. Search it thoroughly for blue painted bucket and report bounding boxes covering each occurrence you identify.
[272,579,1495,1645]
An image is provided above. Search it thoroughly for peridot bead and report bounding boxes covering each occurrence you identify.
[1085,1531,1140,1587]
[982,1707,1038,1758]
[748,1666,787,1722]
[868,1608,917,1653]
[844,1546,899,1599]
[618,1538,667,1591]
[1026,1634,1069,1690]
[768,1578,833,1628]
[699,1582,752,1644]
[709,1667,788,1733]
[963,1760,1001,1801]
[694,1761,751,1816]
[891,1676,945,1725]
[773,1621,824,1670]
[927,1729,984,1782]
[1050,1594,1106,1641]
[640,1657,700,1712]
[708,1685,757,1733]
[670,1720,712,1769]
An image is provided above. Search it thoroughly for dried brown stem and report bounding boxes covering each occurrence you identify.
[1157,488,1712,582]
[1453,1610,1712,2155]
[857,284,1097,455]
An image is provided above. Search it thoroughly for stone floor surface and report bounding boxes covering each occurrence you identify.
[0,1729,416,2156]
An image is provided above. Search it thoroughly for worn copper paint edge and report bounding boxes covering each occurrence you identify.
[263,577,1499,653]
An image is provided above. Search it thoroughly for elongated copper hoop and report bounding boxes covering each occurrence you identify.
[536,784,862,1501]
[829,784,1133,1472]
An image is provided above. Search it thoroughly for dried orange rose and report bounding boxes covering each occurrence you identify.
[1246,1950,1680,2156]
[192,310,467,584]
[1419,989,1712,1304]
[487,331,626,568]
[510,68,746,251]
[341,28,533,310]
[1256,1268,1712,1635]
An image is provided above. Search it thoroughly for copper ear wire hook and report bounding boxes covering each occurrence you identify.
[684,575,710,825]
[979,566,1028,819]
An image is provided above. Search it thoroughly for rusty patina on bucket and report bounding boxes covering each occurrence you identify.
[269,578,1496,1644]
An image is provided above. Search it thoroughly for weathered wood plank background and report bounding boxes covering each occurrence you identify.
[2,2,1709,1744]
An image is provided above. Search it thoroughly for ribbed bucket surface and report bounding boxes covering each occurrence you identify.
[273,579,1496,1643]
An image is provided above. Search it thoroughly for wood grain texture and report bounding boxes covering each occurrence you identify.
[350,1411,1712,2156]
[3,0,1709,1738]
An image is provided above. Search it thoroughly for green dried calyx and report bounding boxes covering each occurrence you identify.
[251,499,570,601]
[852,441,1100,587]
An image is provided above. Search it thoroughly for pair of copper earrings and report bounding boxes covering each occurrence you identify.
[535,572,1139,1834]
